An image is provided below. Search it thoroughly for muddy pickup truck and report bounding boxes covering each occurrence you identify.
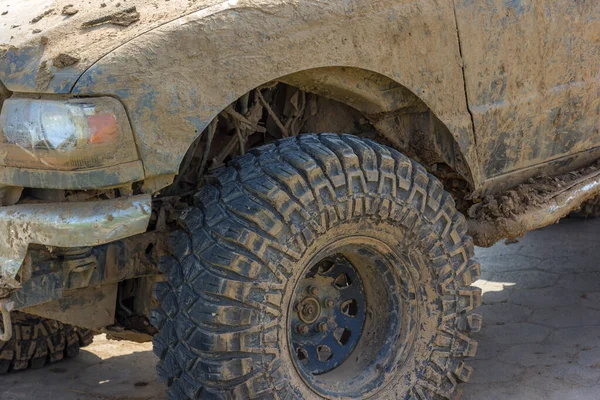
[1,0,599,398]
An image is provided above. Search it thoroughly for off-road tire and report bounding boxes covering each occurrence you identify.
[152,134,482,399]
[0,312,94,374]
[571,195,600,218]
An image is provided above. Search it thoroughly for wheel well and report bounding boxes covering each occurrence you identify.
[163,68,475,212]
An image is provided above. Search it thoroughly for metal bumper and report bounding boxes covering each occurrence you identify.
[0,195,152,294]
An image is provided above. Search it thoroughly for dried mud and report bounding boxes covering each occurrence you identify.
[31,8,55,24]
[81,6,140,28]
[52,53,80,68]
[61,5,78,16]
[1,0,224,88]
[469,161,600,246]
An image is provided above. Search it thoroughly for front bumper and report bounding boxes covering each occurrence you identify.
[0,194,152,294]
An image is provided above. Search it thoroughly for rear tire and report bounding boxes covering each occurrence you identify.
[0,312,94,374]
[152,134,482,399]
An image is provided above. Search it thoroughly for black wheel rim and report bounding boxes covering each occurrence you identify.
[286,235,418,398]
[290,255,367,375]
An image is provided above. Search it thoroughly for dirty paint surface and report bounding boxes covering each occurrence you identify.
[70,0,477,183]
[1,0,599,196]
[455,0,600,180]
[0,0,224,93]
[0,160,144,190]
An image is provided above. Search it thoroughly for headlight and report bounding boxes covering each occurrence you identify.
[0,97,138,171]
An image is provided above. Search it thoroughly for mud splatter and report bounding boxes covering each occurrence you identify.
[31,8,55,23]
[35,60,52,91]
[81,6,140,28]
[53,53,80,68]
[62,5,79,16]
[469,161,600,222]
[469,161,600,246]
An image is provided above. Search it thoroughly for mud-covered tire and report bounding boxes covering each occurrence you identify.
[0,312,94,374]
[152,134,482,399]
[571,195,600,218]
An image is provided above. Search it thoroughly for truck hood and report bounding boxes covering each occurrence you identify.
[0,0,222,94]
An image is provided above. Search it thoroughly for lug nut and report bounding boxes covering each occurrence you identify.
[325,299,335,308]
[308,286,319,296]
[318,322,328,332]
[296,325,309,335]
[303,304,315,315]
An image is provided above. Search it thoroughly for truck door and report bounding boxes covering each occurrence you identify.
[454,1,600,181]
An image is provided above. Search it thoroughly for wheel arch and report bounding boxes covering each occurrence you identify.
[72,0,480,190]
[280,67,477,188]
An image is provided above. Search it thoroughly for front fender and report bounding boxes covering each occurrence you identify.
[72,0,478,187]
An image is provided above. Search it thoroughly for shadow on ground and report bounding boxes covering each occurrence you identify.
[0,335,164,400]
[463,217,600,400]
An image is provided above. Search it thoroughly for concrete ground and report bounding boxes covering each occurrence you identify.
[464,217,600,400]
[0,335,163,400]
[1,218,600,399]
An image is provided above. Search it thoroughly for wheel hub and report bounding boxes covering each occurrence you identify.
[290,255,367,375]
[297,297,321,324]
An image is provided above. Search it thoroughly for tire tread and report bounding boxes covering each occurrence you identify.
[153,134,481,399]
[0,312,93,374]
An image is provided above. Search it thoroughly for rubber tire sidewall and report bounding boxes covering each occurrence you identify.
[152,134,480,399]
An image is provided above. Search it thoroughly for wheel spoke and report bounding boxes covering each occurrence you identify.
[290,255,366,375]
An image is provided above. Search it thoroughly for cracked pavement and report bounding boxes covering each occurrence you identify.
[463,217,600,400]
[1,218,600,399]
